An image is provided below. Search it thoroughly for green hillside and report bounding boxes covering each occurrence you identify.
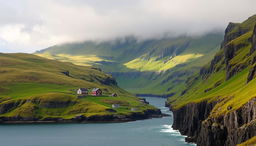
[36,33,223,96]
[0,53,159,122]
[167,15,256,146]
[168,15,256,116]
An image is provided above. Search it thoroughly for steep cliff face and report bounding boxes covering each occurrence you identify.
[171,101,216,141]
[169,15,256,146]
[248,25,256,82]
[197,98,256,146]
[250,25,256,54]
[172,98,256,146]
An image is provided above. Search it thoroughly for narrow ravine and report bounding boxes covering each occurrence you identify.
[0,97,195,146]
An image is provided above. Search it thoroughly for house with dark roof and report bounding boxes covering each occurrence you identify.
[91,88,102,96]
[111,93,118,97]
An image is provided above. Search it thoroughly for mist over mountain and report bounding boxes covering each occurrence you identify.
[0,0,255,52]
[0,1,256,145]
[37,32,223,96]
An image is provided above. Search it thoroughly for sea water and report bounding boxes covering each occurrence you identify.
[0,97,196,146]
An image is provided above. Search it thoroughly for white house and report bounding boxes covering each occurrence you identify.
[112,104,120,108]
[77,88,88,95]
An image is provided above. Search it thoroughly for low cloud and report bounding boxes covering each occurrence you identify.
[0,0,255,52]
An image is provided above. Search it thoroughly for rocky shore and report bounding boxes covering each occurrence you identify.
[168,98,256,146]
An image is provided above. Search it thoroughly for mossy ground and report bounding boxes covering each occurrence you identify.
[0,53,157,121]
[0,93,155,120]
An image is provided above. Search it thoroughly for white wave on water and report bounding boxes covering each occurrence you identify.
[160,125,180,135]
[159,107,172,114]
[160,125,197,146]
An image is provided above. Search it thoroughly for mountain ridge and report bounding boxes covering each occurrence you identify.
[168,14,256,146]
[36,33,223,96]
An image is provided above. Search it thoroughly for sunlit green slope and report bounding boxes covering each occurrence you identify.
[0,53,158,121]
[36,33,223,96]
[168,15,256,117]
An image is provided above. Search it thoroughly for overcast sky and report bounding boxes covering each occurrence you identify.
[0,0,255,53]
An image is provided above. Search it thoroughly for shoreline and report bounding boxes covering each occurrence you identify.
[168,98,256,146]
[0,115,164,125]
[0,109,165,125]
[136,93,174,98]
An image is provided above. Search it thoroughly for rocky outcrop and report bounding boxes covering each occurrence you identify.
[220,23,256,80]
[61,71,70,77]
[221,22,249,48]
[247,62,256,83]
[224,38,249,80]
[200,23,251,80]
[171,101,216,142]
[250,25,256,54]
[97,76,118,86]
[247,25,256,82]
[171,98,256,146]
[0,99,24,114]
[170,17,256,146]
[200,52,224,78]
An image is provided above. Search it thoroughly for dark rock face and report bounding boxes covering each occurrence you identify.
[250,25,256,54]
[221,23,237,47]
[0,100,23,114]
[171,98,256,146]
[99,77,118,86]
[247,25,256,82]
[171,101,216,142]
[200,53,224,77]
[247,63,256,83]
[61,71,70,77]
[224,43,248,80]
[221,22,249,48]
[171,21,256,146]
[221,24,256,80]
[200,24,256,81]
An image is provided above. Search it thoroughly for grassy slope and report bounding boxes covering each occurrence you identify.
[237,136,256,146]
[0,53,157,120]
[168,15,256,118]
[36,33,222,95]
[124,53,203,72]
[119,47,219,95]
[0,53,125,96]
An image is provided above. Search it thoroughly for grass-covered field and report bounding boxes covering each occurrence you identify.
[36,53,106,66]
[0,92,156,120]
[0,53,158,122]
[0,83,74,98]
[124,53,203,72]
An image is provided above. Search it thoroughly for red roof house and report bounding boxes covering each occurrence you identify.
[91,88,102,96]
